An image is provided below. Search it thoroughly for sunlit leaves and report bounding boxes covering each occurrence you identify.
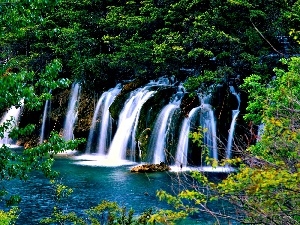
[157,190,184,210]
[0,207,19,225]
[228,0,252,7]
[246,57,300,166]
[40,207,86,225]
[220,57,300,224]
[217,167,300,223]
[148,210,188,225]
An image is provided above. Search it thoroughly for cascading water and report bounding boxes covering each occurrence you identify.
[257,123,264,141]
[148,105,178,164]
[174,107,201,168]
[107,79,172,163]
[85,96,103,154]
[0,101,24,146]
[74,78,237,172]
[107,85,156,163]
[39,98,51,144]
[63,83,81,141]
[226,86,241,159]
[148,86,184,164]
[85,85,121,154]
[200,104,218,160]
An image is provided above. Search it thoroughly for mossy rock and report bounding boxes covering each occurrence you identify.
[137,128,152,161]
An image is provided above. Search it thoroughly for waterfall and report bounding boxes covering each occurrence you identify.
[107,88,155,162]
[257,123,264,141]
[85,85,121,154]
[200,103,218,160]
[63,83,81,141]
[85,96,103,154]
[174,107,201,168]
[226,86,240,159]
[148,86,184,164]
[39,98,51,144]
[74,78,239,171]
[107,82,163,163]
[148,104,178,164]
[199,93,218,160]
[0,102,24,146]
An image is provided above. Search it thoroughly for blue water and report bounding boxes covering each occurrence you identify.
[2,157,239,224]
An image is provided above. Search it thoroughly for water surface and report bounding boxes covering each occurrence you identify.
[3,157,239,225]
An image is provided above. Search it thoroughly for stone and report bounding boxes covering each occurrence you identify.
[130,162,171,173]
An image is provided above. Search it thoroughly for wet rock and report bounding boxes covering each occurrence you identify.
[130,162,171,173]
[180,93,200,117]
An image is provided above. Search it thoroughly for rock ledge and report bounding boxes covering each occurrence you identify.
[130,162,170,173]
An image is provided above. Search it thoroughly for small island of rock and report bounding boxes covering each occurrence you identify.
[130,162,171,173]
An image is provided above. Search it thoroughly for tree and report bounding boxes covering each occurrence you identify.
[0,2,85,223]
[157,57,300,225]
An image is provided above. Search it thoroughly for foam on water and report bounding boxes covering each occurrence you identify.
[169,166,235,173]
[72,154,138,167]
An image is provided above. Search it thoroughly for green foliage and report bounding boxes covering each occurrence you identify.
[217,57,300,224]
[189,127,205,148]
[41,183,187,225]
[184,70,220,93]
[0,131,85,191]
[0,207,19,225]
[0,59,69,110]
[241,74,267,124]
[286,1,300,44]
[2,0,298,89]
[244,57,300,166]
[147,210,187,225]
[41,198,153,225]
[156,58,300,225]
[40,207,86,225]
[52,182,73,201]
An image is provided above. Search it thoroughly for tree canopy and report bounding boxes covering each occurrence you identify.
[2,0,299,91]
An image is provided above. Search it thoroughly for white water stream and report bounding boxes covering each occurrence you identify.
[107,86,156,162]
[226,86,241,159]
[63,83,81,141]
[0,101,24,146]
[85,85,121,154]
[175,107,201,168]
[39,98,51,144]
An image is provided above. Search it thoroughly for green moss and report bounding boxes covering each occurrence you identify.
[137,128,151,161]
